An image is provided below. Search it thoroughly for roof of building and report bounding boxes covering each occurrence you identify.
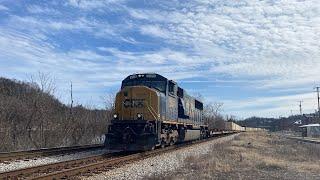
[299,124,320,128]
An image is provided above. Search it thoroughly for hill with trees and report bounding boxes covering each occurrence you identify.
[0,77,112,152]
[239,114,320,132]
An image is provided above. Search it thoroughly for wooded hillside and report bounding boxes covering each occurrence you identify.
[0,77,111,152]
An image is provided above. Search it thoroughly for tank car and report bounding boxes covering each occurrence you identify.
[104,73,208,151]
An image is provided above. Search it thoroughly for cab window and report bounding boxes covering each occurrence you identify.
[169,81,175,95]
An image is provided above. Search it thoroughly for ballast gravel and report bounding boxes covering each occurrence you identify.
[85,134,239,180]
[0,149,109,173]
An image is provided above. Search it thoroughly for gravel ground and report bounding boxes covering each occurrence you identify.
[85,134,238,180]
[0,149,110,173]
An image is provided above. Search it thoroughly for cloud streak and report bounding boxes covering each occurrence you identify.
[127,0,320,88]
[0,0,319,117]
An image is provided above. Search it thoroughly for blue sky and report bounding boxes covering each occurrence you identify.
[0,0,320,118]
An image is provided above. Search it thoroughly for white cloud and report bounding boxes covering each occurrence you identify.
[140,25,170,38]
[0,28,203,105]
[1,0,320,117]
[27,5,59,14]
[0,4,8,11]
[222,92,318,118]
[99,47,210,72]
[67,0,124,10]
[0,29,122,105]
[7,15,119,39]
[127,0,320,89]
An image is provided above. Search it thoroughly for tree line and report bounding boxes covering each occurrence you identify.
[0,75,113,152]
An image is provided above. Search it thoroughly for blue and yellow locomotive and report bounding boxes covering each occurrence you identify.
[104,73,207,151]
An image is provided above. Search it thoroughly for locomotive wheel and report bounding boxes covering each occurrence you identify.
[161,141,166,148]
[170,139,174,146]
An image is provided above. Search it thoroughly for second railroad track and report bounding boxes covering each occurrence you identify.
[0,133,238,180]
[0,144,104,163]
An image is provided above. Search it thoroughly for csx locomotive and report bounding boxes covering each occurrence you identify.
[104,73,208,151]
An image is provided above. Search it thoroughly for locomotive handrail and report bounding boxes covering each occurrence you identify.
[146,102,160,139]
[147,105,159,121]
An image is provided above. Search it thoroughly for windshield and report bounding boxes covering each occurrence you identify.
[122,80,166,93]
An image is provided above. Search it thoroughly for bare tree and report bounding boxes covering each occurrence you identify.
[204,102,223,118]
[102,91,116,118]
[204,102,224,130]
[29,72,56,94]
[23,72,57,148]
[103,91,116,111]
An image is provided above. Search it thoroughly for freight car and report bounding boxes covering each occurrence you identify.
[104,73,208,151]
[224,122,246,132]
[244,127,265,132]
[209,120,245,135]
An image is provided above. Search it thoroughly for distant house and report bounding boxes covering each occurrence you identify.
[299,124,320,138]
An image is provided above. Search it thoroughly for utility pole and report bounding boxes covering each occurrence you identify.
[70,81,73,117]
[314,87,320,118]
[299,101,303,116]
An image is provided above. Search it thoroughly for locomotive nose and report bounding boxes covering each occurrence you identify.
[116,86,160,121]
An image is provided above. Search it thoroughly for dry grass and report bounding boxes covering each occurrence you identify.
[147,132,320,180]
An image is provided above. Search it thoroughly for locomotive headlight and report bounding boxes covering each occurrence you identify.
[137,113,143,119]
[113,114,118,119]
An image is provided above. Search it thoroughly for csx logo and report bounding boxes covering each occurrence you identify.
[123,99,144,108]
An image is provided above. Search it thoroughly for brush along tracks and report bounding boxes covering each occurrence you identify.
[287,136,320,144]
[0,133,238,180]
[0,144,104,163]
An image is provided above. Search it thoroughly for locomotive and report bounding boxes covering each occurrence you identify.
[104,73,208,151]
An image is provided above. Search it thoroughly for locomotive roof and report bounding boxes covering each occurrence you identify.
[123,73,170,82]
[122,73,202,103]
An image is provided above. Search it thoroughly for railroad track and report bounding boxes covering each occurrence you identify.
[0,144,104,163]
[0,133,237,180]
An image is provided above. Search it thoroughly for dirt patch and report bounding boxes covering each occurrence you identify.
[146,132,320,180]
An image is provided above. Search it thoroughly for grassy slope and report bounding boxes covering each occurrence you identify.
[149,132,320,180]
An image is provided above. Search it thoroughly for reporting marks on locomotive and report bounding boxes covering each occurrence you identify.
[123,99,144,108]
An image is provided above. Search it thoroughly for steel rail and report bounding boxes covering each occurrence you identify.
[0,144,104,163]
[38,133,237,179]
[0,133,237,180]
[0,152,127,179]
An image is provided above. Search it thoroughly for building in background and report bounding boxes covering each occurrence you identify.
[299,124,320,138]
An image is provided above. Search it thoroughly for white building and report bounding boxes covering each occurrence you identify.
[299,124,320,138]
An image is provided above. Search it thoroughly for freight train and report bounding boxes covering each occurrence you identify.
[104,73,259,151]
